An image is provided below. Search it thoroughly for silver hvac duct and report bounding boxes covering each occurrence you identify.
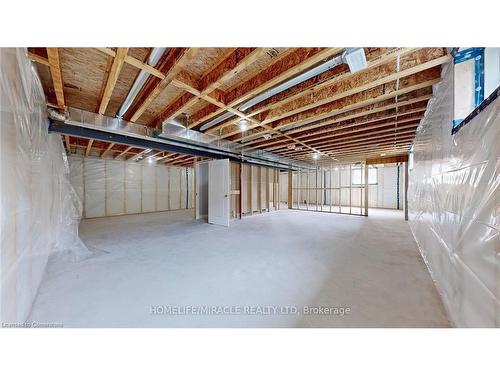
[199,48,368,134]
[199,111,235,132]
[116,47,168,118]
[238,55,344,112]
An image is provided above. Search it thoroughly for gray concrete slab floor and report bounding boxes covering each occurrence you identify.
[28,208,451,327]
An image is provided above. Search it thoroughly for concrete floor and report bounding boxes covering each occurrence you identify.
[28,208,450,327]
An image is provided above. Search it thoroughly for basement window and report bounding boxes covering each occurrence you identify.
[352,166,377,185]
[453,47,500,133]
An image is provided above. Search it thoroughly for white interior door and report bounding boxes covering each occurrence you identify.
[208,159,230,226]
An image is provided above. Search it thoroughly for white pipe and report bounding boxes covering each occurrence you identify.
[117,47,168,118]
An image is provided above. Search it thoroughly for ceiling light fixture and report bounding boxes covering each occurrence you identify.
[237,119,249,131]
[312,153,320,160]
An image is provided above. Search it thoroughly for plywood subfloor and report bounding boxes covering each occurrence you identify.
[28,208,450,327]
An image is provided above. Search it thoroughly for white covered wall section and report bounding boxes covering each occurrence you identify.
[409,63,499,327]
[0,49,88,323]
[368,165,404,209]
[69,156,194,218]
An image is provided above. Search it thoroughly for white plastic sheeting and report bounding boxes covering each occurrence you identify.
[408,63,500,327]
[68,156,194,218]
[0,48,89,323]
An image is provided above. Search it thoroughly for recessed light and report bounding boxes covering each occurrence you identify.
[380,153,386,156]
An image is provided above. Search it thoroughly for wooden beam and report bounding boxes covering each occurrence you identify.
[286,135,416,157]
[150,48,268,127]
[167,73,328,157]
[282,127,418,156]
[258,108,426,152]
[28,52,50,66]
[46,48,65,109]
[96,47,165,79]
[129,48,195,123]
[225,76,439,141]
[128,148,150,161]
[245,48,419,119]
[225,48,344,108]
[244,96,431,148]
[101,143,115,157]
[189,48,343,130]
[64,135,71,153]
[225,54,447,141]
[261,53,450,126]
[277,119,421,152]
[115,146,133,159]
[98,48,129,114]
[366,154,409,164]
[85,139,94,156]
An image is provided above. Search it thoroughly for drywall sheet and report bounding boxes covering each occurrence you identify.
[408,63,500,327]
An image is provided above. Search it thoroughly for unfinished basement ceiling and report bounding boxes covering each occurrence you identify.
[28,47,450,167]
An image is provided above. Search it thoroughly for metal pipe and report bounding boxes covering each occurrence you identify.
[116,47,168,118]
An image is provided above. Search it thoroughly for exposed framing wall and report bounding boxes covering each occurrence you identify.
[238,163,280,216]
[289,164,368,216]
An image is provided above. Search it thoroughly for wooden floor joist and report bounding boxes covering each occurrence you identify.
[30,47,450,166]
[46,48,65,110]
[98,48,129,114]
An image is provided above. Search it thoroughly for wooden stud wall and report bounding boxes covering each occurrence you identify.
[238,163,280,216]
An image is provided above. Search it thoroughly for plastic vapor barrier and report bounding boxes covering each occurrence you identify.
[0,48,89,323]
[68,156,194,218]
[408,62,499,327]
